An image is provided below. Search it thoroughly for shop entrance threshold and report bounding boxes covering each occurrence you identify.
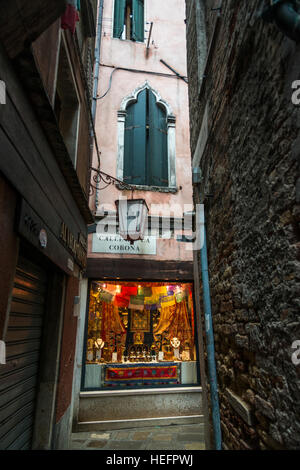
[75,387,203,432]
[80,385,202,397]
[75,414,204,432]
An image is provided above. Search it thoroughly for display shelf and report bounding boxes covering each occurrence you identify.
[84,361,198,389]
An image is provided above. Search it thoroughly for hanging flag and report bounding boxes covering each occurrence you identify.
[160,294,176,308]
[152,286,167,296]
[144,294,160,306]
[128,295,145,311]
[129,295,145,306]
[104,284,118,295]
[114,294,130,308]
[121,286,138,296]
[128,303,144,311]
[138,286,152,297]
[61,0,80,34]
[99,291,114,303]
[175,291,184,303]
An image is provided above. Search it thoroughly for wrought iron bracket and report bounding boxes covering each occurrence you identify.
[89,166,139,195]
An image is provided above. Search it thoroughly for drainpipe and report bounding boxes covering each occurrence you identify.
[92,0,104,122]
[198,202,222,450]
[262,0,300,42]
[92,0,104,210]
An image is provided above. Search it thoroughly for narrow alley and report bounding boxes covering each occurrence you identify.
[70,423,205,451]
[0,0,299,456]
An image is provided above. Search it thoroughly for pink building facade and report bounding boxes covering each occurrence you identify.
[73,0,202,431]
[89,0,193,265]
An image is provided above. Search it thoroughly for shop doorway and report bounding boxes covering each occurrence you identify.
[0,241,66,450]
[0,255,48,449]
[82,281,200,391]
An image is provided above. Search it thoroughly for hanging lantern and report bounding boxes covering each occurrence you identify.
[115,199,149,244]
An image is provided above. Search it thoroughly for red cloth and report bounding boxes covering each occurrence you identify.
[114,294,130,308]
[105,365,178,381]
[61,3,79,34]
[121,286,138,296]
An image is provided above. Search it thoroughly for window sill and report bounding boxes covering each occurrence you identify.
[116,184,179,194]
[112,37,145,45]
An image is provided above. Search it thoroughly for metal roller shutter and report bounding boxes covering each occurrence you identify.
[0,256,48,450]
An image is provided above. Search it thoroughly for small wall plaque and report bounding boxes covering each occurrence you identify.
[39,229,48,248]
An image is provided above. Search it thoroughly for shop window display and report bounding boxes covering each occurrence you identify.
[83,281,199,389]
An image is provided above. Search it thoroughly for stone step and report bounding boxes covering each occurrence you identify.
[71,422,206,451]
[74,414,204,432]
[78,386,203,423]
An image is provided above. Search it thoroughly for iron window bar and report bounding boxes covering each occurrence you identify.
[160,59,188,83]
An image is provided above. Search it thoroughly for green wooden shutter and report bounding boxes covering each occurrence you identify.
[124,102,134,184]
[113,0,126,38]
[148,90,168,187]
[132,0,144,42]
[124,89,147,185]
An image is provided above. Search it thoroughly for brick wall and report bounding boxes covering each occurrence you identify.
[186,0,300,450]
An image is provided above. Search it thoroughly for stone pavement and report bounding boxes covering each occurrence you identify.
[71,423,205,451]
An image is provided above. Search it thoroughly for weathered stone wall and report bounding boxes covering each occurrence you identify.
[186,0,300,450]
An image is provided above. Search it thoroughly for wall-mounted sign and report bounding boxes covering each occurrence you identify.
[39,229,48,249]
[0,80,6,105]
[60,222,87,269]
[17,199,87,273]
[0,341,6,365]
[67,258,74,272]
[92,234,156,255]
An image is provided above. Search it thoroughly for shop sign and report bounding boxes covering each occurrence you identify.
[92,233,156,255]
[17,199,87,273]
[0,341,5,364]
[39,229,48,249]
[67,258,74,272]
[60,222,87,269]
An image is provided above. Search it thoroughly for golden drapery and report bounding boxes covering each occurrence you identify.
[100,301,126,345]
[153,300,193,347]
[153,304,176,337]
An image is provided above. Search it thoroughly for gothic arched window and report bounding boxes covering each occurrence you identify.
[117,82,177,191]
[123,88,168,187]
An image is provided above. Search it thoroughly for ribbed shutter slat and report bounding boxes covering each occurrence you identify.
[124,89,147,185]
[148,90,168,187]
[132,0,144,42]
[113,0,126,38]
[0,256,47,450]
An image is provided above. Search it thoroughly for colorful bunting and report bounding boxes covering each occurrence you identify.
[137,286,152,296]
[99,291,114,303]
[129,295,145,305]
[152,286,167,295]
[128,303,144,311]
[114,294,130,308]
[121,286,138,296]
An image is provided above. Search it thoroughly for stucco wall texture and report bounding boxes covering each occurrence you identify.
[90,0,193,262]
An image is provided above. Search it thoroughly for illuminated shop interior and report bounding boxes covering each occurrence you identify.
[83,281,200,390]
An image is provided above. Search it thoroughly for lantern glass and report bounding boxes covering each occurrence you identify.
[116,199,149,243]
